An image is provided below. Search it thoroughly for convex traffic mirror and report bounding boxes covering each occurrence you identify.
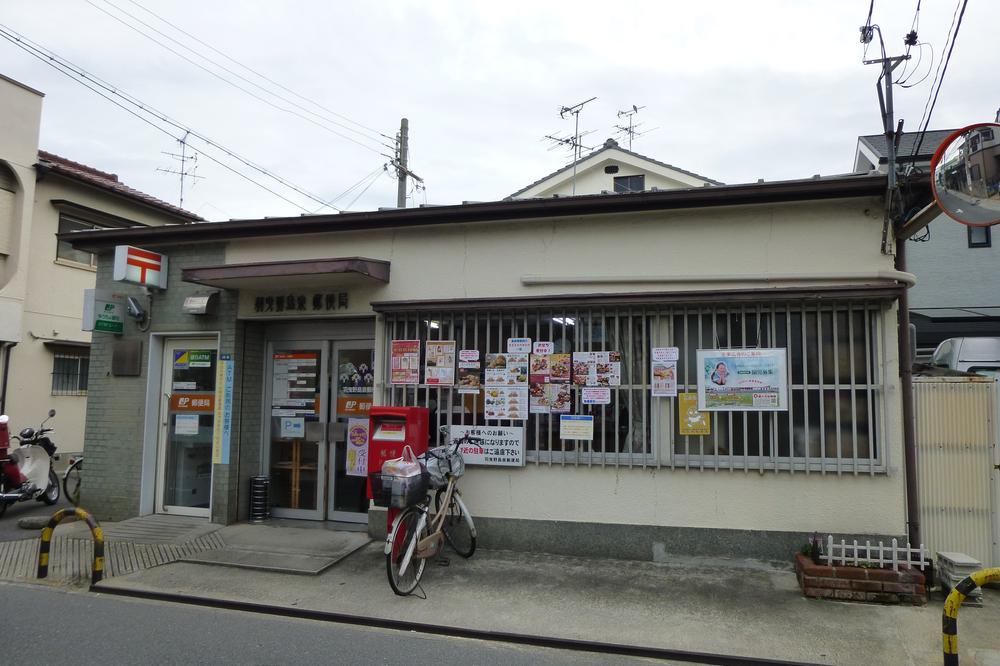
[930,122,1000,227]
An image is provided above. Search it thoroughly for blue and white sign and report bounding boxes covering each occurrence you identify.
[559,414,594,440]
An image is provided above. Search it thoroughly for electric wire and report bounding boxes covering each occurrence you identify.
[344,169,385,210]
[910,0,968,158]
[309,164,386,213]
[898,42,933,88]
[87,0,394,157]
[123,0,395,143]
[0,24,335,211]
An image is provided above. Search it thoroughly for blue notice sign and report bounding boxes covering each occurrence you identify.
[559,414,594,441]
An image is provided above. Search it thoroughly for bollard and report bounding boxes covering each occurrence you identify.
[942,567,1000,665]
[37,507,105,585]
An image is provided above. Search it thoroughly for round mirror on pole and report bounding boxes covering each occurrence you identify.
[930,123,1000,227]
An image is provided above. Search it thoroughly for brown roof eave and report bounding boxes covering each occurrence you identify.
[60,174,893,253]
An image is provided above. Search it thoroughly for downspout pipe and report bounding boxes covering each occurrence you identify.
[0,342,16,415]
[895,235,920,548]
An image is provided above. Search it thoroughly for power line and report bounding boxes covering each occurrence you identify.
[0,24,336,211]
[87,0,394,157]
[309,164,386,214]
[123,0,395,143]
[344,168,386,210]
[910,0,967,158]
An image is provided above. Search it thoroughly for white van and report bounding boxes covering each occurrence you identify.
[929,337,1000,378]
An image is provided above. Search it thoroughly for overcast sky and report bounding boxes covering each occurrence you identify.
[1,1,994,221]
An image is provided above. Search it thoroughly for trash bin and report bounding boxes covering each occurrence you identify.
[249,475,270,523]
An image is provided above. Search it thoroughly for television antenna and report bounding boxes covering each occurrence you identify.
[545,96,597,195]
[156,131,204,209]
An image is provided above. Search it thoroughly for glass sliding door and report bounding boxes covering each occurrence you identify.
[156,339,217,517]
[327,341,375,522]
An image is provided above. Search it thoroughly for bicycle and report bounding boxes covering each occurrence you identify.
[384,429,479,596]
[63,455,82,506]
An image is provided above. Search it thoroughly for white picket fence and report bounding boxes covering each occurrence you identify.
[821,535,929,571]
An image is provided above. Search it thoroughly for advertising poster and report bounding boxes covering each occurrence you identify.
[549,384,571,413]
[390,340,420,384]
[572,351,621,386]
[679,392,711,435]
[337,349,374,417]
[529,354,550,383]
[485,353,528,387]
[457,349,481,394]
[449,424,525,467]
[425,340,456,385]
[212,353,235,465]
[651,361,678,398]
[560,414,594,440]
[696,348,788,411]
[484,386,528,420]
[549,354,571,383]
[346,417,370,477]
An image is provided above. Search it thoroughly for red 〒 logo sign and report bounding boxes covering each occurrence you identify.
[113,245,168,288]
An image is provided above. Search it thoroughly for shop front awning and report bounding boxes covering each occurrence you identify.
[181,257,390,290]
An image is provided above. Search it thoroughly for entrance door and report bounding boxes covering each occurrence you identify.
[327,341,375,522]
[267,342,328,520]
[155,339,217,517]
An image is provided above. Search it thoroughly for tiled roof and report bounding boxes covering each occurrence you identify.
[857,129,957,161]
[37,150,202,221]
[507,138,723,199]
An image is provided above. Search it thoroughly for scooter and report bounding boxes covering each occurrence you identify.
[0,409,60,518]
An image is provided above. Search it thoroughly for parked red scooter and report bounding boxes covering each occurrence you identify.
[0,409,60,518]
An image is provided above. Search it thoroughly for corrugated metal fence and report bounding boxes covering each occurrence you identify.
[915,377,999,568]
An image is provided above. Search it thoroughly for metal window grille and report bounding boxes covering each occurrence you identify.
[381,298,888,473]
[51,353,89,396]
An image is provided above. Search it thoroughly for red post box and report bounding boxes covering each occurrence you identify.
[368,406,430,529]
[367,406,429,520]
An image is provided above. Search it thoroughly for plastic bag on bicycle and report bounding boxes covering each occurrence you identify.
[424,445,465,489]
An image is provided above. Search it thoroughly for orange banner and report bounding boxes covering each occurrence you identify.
[337,396,372,417]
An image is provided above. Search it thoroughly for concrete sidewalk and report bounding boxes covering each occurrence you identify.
[88,526,1000,666]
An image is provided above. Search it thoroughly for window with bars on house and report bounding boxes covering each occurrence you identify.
[51,351,89,395]
[380,298,889,474]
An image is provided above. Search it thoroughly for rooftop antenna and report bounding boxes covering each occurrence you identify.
[552,96,596,195]
[156,131,204,209]
[614,105,645,150]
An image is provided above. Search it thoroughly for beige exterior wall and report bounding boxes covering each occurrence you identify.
[224,195,909,537]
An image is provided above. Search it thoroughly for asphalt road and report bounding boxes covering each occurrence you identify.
[4,582,669,666]
[936,189,1000,224]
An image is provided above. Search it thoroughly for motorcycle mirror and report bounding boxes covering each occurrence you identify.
[48,409,56,418]
[930,123,1000,228]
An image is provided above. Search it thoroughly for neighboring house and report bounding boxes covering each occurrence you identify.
[853,129,1000,357]
[508,138,722,199]
[0,73,200,457]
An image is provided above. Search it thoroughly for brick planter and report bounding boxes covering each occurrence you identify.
[794,553,927,605]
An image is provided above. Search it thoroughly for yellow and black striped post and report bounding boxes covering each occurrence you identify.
[37,507,105,585]
[942,567,1000,665]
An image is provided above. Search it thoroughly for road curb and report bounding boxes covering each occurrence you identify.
[91,583,819,666]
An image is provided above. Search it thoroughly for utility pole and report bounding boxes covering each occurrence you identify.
[392,118,422,208]
[156,131,203,209]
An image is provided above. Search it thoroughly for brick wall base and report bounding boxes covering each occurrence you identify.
[794,553,927,605]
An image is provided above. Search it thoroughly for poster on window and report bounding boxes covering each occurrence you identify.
[425,340,456,385]
[484,386,528,420]
[651,361,678,398]
[696,348,788,411]
[345,417,369,477]
[549,353,571,383]
[678,392,711,435]
[572,351,621,386]
[390,340,420,384]
[485,353,528,387]
[457,349,481,394]
[449,425,525,467]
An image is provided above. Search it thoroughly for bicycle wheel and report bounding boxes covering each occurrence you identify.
[385,506,428,596]
[64,459,82,506]
[434,488,476,558]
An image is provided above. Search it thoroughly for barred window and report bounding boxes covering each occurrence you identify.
[381,298,887,473]
[51,352,89,395]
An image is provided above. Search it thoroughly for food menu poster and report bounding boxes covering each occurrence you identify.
[485,353,528,387]
[485,386,528,421]
[572,351,621,387]
[457,349,481,394]
[425,340,456,385]
[529,383,571,414]
[271,352,318,416]
[390,340,420,384]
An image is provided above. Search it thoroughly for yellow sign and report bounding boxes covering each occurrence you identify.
[678,392,710,436]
